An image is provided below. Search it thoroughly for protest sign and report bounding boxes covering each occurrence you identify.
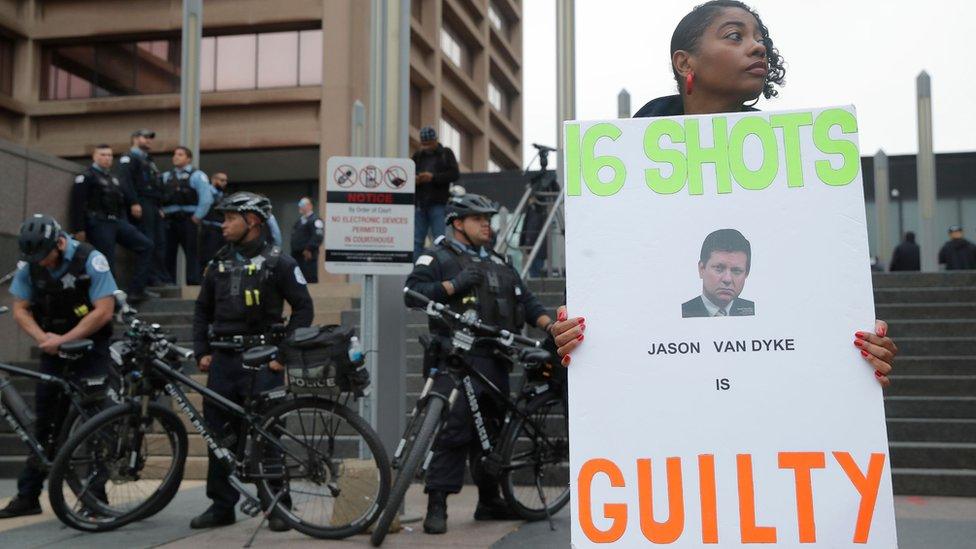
[564,106,897,547]
[324,156,415,275]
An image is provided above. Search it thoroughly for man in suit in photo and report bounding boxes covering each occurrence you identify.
[682,228,755,318]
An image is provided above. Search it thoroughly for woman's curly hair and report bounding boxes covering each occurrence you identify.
[670,0,786,100]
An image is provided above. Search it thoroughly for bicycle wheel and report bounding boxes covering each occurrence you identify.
[48,401,188,532]
[253,396,391,539]
[499,389,570,521]
[370,396,445,547]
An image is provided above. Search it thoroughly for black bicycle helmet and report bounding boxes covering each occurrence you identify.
[214,192,273,221]
[19,214,63,263]
[445,193,499,224]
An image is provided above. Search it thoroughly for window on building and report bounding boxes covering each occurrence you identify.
[487,158,501,173]
[488,4,507,36]
[488,80,503,112]
[440,27,463,68]
[0,36,14,96]
[410,83,422,129]
[439,118,462,164]
[43,29,322,100]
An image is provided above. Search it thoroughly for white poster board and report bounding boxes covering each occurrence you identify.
[324,156,415,275]
[564,106,897,547]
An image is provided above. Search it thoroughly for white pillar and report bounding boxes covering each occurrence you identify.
[916,71,938,271]
[873,150,891,266]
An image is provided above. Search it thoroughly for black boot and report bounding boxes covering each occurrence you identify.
[190,506,236,529]
[0,496,41,519]
[423,490,448,534]
[474,483,520,520]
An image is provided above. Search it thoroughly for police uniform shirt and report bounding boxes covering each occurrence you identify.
[10,238,119,303]
[291,213,325,253]
[161,165,214,218]
[118,146,161,199]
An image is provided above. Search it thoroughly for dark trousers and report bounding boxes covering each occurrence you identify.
[136,197,170,285]
[203,350,285,512]
[86,217,153,294]
[425,354,508,495]
[200,224,224,272]
[164,214,201,285]
[17,339,110,500]
[291,251,319,284]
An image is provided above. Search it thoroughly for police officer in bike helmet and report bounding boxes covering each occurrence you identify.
[0,214,118,519]
[404,193,557,534]
[190,192,314,531]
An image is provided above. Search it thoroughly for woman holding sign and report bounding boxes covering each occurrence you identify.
[551,0,898,385]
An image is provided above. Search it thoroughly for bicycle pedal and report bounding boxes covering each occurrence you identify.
[239,499,261,517]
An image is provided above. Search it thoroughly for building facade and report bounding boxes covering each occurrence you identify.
[0,0,523,241]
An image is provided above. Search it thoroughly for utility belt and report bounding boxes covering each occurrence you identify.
[209,332,284,352]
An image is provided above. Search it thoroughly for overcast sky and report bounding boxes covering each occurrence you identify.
[521,0,976,166]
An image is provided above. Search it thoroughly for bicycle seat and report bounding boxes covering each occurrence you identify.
[59,339,94,359]
[519,348,553,367]
[243,345,278,370]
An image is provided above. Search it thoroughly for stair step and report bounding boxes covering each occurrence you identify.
[872,271,976,288]
[886,418,976,443]
[894,337,976,356]
[885,396,976,419]
[875,303,976,320]
[889,441,976,469]
[874,287,976,304]
[891,468,976,496]
[886,319,976,337]
[884,375,976,396]
[894,356,976,375]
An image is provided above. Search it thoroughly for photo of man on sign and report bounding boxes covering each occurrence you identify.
[682,228,756,318]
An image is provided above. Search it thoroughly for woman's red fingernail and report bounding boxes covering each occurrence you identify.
[557,310,567,321]
[854,340,863,347]
[579,324,586,332]
[578,317,585,324]
[874,370,884,378]
[855,332,866,340]
[880,327,887,338]
[577,334,584,342]
[860,350,868,357]
[562,355,571,366]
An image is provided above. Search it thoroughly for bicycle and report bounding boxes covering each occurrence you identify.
[0,307,119,498]
[369,288,569,547]
[46,300,391,540]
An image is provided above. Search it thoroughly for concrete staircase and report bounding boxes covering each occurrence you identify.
[0,274,360,480]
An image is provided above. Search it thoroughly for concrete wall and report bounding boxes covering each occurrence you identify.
[0,137,82,362]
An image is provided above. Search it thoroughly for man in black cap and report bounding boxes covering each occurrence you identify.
[938,225,976,270]
[411,125,459,259]
[118,128,168,287]
[889,232,921,272]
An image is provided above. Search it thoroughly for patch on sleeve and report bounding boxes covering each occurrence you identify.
[119,156,130,164]
[91,254,111,273]
[415,255,433,266]
[74,174,85,184]
[294,265,308,285]
[314,219,324,229]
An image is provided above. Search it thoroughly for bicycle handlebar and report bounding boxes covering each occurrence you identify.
[403,287,541,349]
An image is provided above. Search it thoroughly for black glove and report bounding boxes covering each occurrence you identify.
[450,267,484,294]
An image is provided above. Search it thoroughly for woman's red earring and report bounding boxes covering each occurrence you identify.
[685,72,695,95]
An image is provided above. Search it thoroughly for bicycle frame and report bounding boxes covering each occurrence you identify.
[0,361,105,470]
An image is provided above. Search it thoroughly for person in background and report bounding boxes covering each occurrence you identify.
[290,197,324,284]
[69,144,154,302]
[199,172,229,270]
[938,225,976,270]
[161,146,213,285]
[411,125,460,259]
[118,128,169,286]
[889,232,920,272]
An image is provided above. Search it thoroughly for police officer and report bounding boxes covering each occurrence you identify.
[199,171,229,270]
[161,146,213,285]
[118,128,168,286]
[0,215,117,519]
[190,192,314,531]
[69,143,155,302]
[404,194,556,535]
[290,197,324,283]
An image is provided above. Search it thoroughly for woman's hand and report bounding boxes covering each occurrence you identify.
[551,305,585,366]
[855,319,897,388]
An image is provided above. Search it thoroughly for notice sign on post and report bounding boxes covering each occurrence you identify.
[564,106,896,547]
[324,156,415,275]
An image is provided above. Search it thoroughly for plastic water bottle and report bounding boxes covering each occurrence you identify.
[348,336,365,365]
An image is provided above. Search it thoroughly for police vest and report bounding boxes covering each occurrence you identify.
[85,168,126,218]
[290,215,321,253]
[209,244,285,336]
[435,242,524,332]
[29,243,111,339]
[163,168,199,207]
[123,153,162,198]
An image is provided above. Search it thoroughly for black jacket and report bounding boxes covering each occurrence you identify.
[938,238,976,270]
[889,241,921,271]
[411,144,459,206]
[69,165,137,232]
[633,94,760,118]
[681,296,756,318]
